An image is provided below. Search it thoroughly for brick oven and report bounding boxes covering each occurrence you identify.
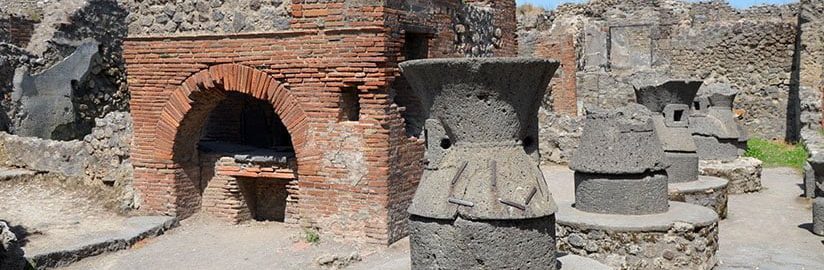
[124,0,517,244]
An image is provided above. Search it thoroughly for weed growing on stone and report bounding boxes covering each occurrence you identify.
[745,138,808,170]
[303,228,320,244]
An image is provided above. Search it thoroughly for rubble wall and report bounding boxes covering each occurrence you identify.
[0,112,136,211]
[519,0,804,164]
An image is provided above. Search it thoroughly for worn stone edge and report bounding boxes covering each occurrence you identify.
[556,201,719,232]
[668,176,729,194]
[27,216,179,269]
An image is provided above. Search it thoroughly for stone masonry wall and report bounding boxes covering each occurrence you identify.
[798,0,824,134]
[519,0,802,164]
[0,16,36,47]
[0,112,136,211]
[0,0,129,140]
[122,0,290,35]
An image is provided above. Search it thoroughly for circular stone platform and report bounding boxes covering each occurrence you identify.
[699,157,762,194]
[668,176,729,218]
[556,201,719,270]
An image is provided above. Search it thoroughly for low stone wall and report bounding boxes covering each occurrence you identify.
[699,158,763,194]
[0,112,136,211]
[557,221,718,270]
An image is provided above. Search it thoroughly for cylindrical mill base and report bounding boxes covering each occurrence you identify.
[665,152,700,183]
[574,172,669,215]
[409,215,557,270]
[814,198,824,236]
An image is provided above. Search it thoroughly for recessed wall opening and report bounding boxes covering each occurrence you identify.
[694,101,701,110]
[404,32,430,61]
[200,92,293,150]
[339,87,361,122]
[197,92,296,223]
[674,109,684,122]
[394,31,433,137]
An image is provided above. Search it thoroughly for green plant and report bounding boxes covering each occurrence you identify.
[745,138,808,170]
[303,228,320,244]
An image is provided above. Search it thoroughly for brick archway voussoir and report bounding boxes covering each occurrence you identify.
[153,63,309,160]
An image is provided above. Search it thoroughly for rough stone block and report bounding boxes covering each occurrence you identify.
[574,172,669,215]
[664,151,700,183]
[11,42,99,140]
[668,176,729,218]
[570,104,667,174]
[693,136,741,161]
[814,198,824,236]
[699,157,763,194]
[409,215,557,270]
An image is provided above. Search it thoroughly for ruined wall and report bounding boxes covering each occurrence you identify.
[121,0,290,35]
[0,112,136,211]
[798,0,824,135]
[0,16,36,47]
[0,0,129,140]
[520,0,801,164]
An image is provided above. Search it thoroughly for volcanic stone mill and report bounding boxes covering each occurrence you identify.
[399,58,560,269]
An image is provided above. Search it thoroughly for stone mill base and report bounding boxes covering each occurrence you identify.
[409,215,558,270]
[699,157,763,194]
[814,198,824,236]
[668,176,729,218]
[555,201,719,270]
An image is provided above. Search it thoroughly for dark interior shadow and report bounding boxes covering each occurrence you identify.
[1,220,32,270]
[799,222,815,234]
[555,252,569,269]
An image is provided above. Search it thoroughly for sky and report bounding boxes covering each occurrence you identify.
[515,0,798,9]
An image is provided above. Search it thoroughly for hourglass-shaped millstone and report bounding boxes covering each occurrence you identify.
[634,79,703,183]
[690,84,748,161]
[400,58,560,270]
[570,104,670,215]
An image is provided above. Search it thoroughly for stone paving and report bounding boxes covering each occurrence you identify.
[52,167,824,270]
[0,172,125,255]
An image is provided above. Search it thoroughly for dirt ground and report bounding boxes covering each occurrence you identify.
[0,173,127,256]
[54,167,824,270]
[61,214,394,270]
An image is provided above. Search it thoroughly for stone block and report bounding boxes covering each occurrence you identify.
[409,215,557,270]
[699,157,763,194]
[693,136,741,161]
[669,176,729,218]
[609,25,653,71]
[814,198,824,236]
[574,172,669,215]
[570,104,667,174]
[664,151,700,183]
[11,42,99,140]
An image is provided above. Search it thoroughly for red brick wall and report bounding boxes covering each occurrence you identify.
[126,0,518,245]
[535,33,577,115]
[0,16,36,47]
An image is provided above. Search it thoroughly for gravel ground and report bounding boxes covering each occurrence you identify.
[0,172,126,255]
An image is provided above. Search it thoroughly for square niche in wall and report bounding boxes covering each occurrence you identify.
[339,87,361,122]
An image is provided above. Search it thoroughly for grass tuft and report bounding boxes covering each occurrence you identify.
[745,138,807,170]
[303,228,320,244]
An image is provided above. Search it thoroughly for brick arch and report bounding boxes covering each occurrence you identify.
[154,63,309,164]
